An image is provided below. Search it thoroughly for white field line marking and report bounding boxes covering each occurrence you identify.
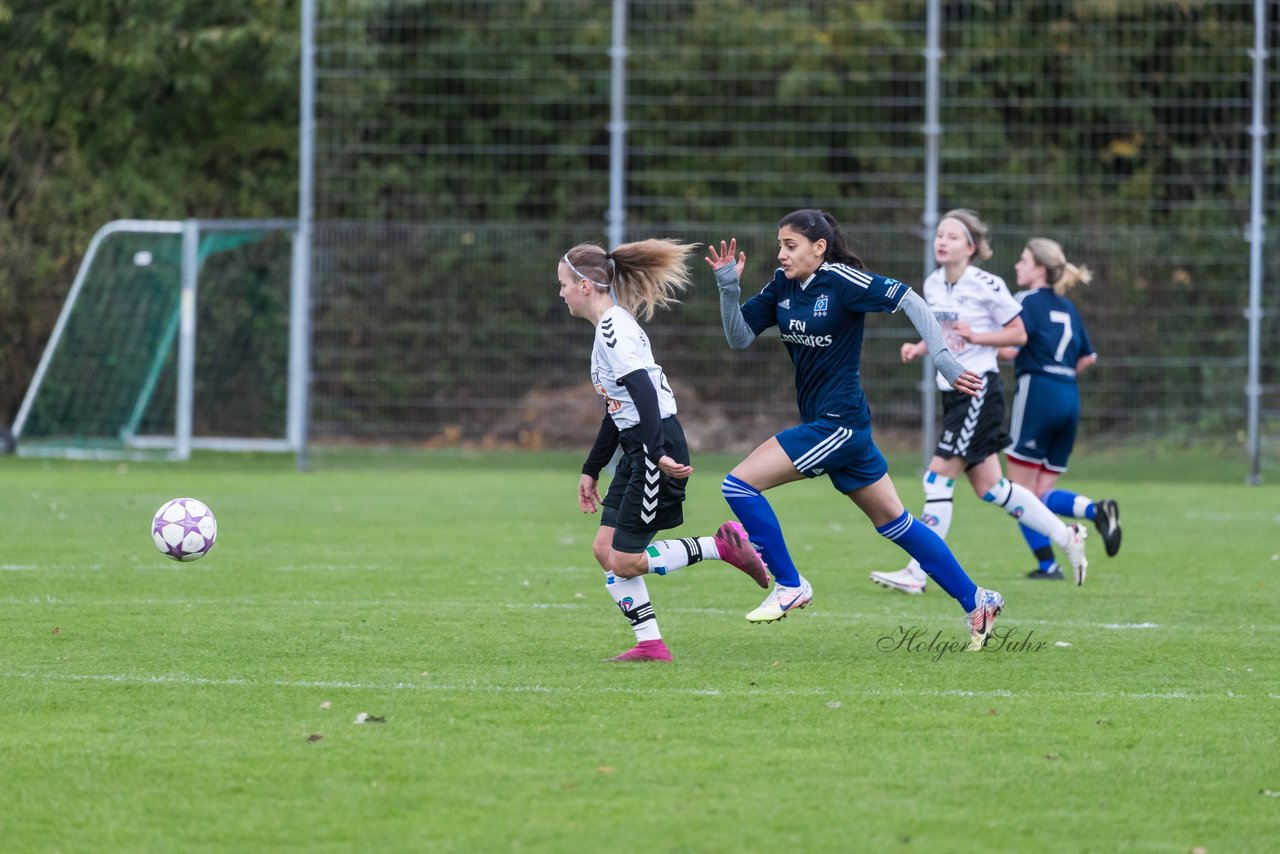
[5,597,1274,635]
[271,564,391,572]
[513,603,1174,631]
[8,563,587,573]
[1,564,388,573]
[1,564,103,571]
[0,670,1272,702]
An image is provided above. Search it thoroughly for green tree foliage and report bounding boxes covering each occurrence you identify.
[0,0,298,421]
[1,1,1271,439]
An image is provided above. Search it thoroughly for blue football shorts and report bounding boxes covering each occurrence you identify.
[1005,373,1080,472]
[774,419,888,495]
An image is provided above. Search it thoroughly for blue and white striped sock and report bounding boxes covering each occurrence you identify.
[720,474,801,587]
[876,509,978,612]
[1043,489,1096,521]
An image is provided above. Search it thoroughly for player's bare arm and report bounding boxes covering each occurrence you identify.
[954,316,1027,348]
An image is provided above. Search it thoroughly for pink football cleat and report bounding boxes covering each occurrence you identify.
[606,639,673,662]
[714,520,770,588]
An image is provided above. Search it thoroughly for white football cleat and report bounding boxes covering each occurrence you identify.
[745,576,813,623]
[966,587,1005,651]
[1063,524,1089,585]
[869,563,928,595]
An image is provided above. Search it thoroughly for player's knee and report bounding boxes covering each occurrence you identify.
[609,552,647,578]
[591,538,612,569]
[722,472,760,502]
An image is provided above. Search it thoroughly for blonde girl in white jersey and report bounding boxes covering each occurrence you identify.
[559,239,770,663]
[869,209,1091,593]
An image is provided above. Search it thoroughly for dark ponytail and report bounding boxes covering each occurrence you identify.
[777,209,864,269]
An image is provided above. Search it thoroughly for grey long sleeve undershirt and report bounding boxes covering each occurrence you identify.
[713,263,757,349]
[898,288,966,386]
[715,263,966,387]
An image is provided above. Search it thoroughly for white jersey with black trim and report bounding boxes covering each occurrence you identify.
[921,264,1022,390]
[590,305,677,429]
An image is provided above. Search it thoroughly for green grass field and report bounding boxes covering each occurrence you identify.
[2,447,1277,852]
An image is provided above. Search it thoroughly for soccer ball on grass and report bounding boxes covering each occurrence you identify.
[151,497,218,561]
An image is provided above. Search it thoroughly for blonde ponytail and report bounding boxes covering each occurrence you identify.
[562,239,698,321]
[1025,237,1092,295]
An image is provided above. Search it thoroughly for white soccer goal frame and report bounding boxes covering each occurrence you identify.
[12,218,310,462]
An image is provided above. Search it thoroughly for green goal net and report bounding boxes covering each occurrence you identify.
[14,220,300,460]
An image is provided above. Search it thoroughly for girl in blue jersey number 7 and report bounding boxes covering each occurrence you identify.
[1003,238,1121,579]
[707,209,1004,650]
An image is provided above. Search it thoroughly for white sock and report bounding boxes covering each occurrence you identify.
[985,478,1071,546]
[921,470,956,538]
[605,572,660,641]
[645,536,719,576]
[906,471,955,575]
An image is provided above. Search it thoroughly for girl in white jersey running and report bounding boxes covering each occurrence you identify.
[559,239,771,663]
[869,209,1090,594]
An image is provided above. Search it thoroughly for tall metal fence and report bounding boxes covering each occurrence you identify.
[308,0,1279,470]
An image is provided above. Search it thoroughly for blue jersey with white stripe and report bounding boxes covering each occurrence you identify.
[740,262,909,426]
[1013,288,1095,382]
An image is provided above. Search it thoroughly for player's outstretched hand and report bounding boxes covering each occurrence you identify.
[658,455,693,479]
[578,474,602,514]
[951,370,984,398]
[705,239,746,278]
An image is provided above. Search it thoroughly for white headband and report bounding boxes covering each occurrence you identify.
[563,254,610,290]
[944,217,975,247]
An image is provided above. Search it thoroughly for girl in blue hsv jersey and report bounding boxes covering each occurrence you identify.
[708,209,1005,651]
[869,209,1093,593]
[1003,238,1121,579]
[560,239,771,663]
